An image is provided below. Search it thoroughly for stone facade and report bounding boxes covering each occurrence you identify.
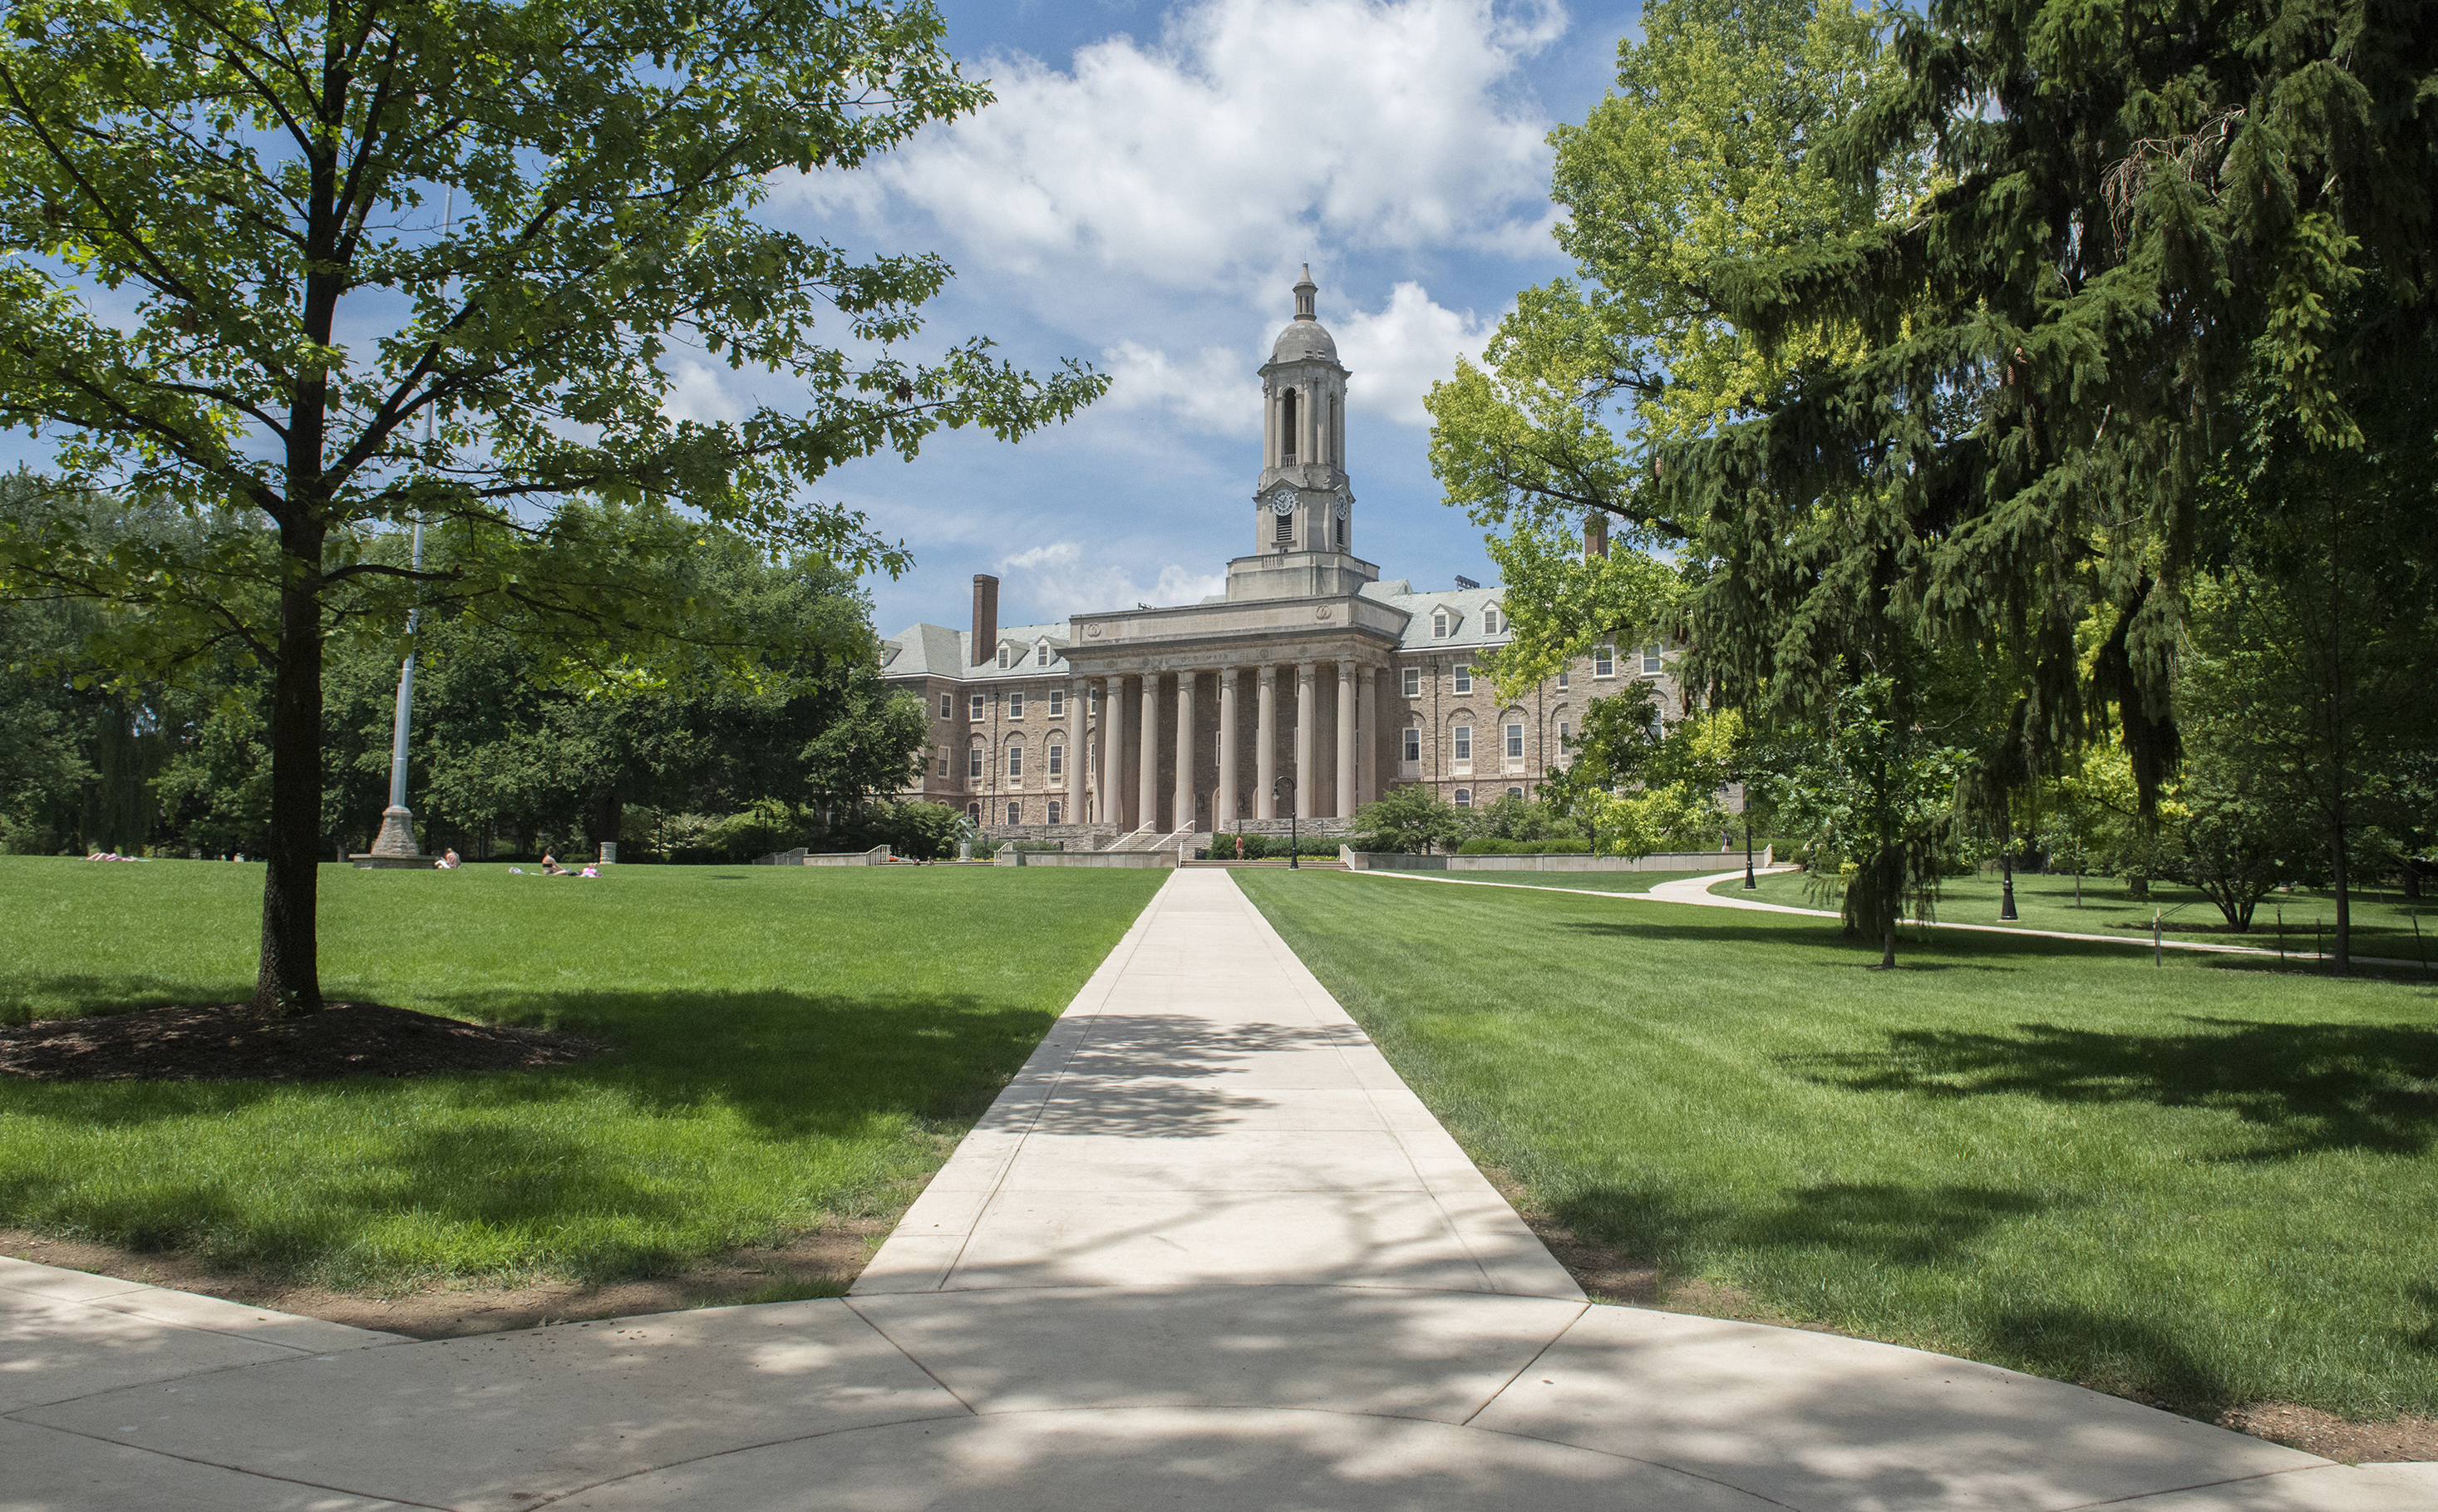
[880,270,1684,837]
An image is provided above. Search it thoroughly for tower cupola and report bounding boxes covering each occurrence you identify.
[1254,265,1353,559]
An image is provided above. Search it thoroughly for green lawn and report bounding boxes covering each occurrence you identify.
[0,859,1160,1289]
[1734,866,2438,963]
[1239,868,2438,1420]
[1393,867,1726,896]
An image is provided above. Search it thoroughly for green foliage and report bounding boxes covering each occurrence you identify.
[1454,836,1593,855]
[1347,784,1470,855]
[0,0,1103,1009]
[1213,834,1347,861]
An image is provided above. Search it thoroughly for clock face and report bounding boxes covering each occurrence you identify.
[1268,490,1298,515]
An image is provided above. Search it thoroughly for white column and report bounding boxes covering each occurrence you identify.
[1294,661,1316,820]
[1066,676,1086,825]
[1139,672,1162,834]
[1174,670,1198,835]
[1357,667,1376,810]
[1255,666,1278,820]
[1103,676,1128,828]
[1336,662,1357,818]
[1218,669,1239,830]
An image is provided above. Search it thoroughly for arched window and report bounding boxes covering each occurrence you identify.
[1047,800,1062,825]
[1280,389,1298,463]
[967,801,980,820]
[1453,788,1473,808]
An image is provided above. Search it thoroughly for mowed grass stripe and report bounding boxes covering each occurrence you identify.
[1237,868,2438,1420]
[0,859,1163,1290]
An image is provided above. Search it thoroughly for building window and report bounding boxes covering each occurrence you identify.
[1558,720,1571,745]
[1557,670,1569,690]
[936,756,948,777]
[1047,689,1064,717]
[1454,665,1472,695]
[1642,643,1664,674]
[1007,802,1021,826]
[1593,646,1614,678]
[1453,726,1472,763]
[1047,800,1062,825]
[1089,686,1101,713]
[1401,666,1421,697]
[1280,388,1299,463]
[939,693,953,719]
[1037,643,1052,667]
[997,645,1012,670]
[968,746,983,779]
[1401,727,1421,763]
[1275,510,1293,545]
[1484,605,1504,635]
[1008,691,1024,718]
[1335,512,1345,548]
[1432,611,1450,638]
[968,693,985,721]
[968,802,980,820]
[1047,743,1064,777]
[1454,787,1472,807]
[1507,786,1525,800]
[1505,722,1524,760]
[1007,745,1023,779]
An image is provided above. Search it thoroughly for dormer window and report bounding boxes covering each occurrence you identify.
[997,645,1012,670]
[1484,605,1505,635]
[1432,611,1450,638]
[1036,642,1052,667]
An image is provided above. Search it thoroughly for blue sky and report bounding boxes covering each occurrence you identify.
[776,0,1648,637]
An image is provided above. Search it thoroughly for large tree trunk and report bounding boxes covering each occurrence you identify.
[2329,812,2352,977]
[593,786,623,859]
[255,531,326,1016]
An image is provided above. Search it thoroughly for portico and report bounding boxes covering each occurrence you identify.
[1066,590,1401,832]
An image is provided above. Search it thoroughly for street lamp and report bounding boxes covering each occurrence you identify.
[1273,774,1298,869]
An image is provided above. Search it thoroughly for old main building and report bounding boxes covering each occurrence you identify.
[881,270,1679,843]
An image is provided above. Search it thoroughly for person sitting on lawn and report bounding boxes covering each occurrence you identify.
[540,851,564,874]
[436,848,461,869]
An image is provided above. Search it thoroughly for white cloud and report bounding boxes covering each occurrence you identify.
[1000,540,1229,618]
[1098,340,1260,436]
[789,0,1564,295]
[661,358,743,426]
[1335,281,1500,426]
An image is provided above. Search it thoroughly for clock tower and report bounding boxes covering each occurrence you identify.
[1226,267,1376,603]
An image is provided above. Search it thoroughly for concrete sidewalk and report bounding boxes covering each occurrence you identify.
[5,868,2435,1510]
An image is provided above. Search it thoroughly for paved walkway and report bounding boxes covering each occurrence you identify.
[1370,864,2428,970]
[5,868,2435,1509]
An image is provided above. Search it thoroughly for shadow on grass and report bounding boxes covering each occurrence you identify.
[0,973,256,1027]
[1554,1180,2254,1409]
[0,986,1061,1281]
[1557,1180,2049,1273]
[2,987,1056,1136]
[1795,1018,2438,1158]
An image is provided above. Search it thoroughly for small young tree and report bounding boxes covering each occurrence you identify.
[1778,675,1967,968]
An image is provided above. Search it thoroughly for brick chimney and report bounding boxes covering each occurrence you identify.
[1583,515,1608,560]
[971,574,999,666]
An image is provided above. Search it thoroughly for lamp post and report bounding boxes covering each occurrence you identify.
[368,185,449,863]
[1743,808,1756,890]
[1274,774,1298,869]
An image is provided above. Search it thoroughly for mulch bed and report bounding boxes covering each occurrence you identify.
[0,1001,609,1082]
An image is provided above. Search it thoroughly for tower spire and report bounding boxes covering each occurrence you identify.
[1293,263,1317,322]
